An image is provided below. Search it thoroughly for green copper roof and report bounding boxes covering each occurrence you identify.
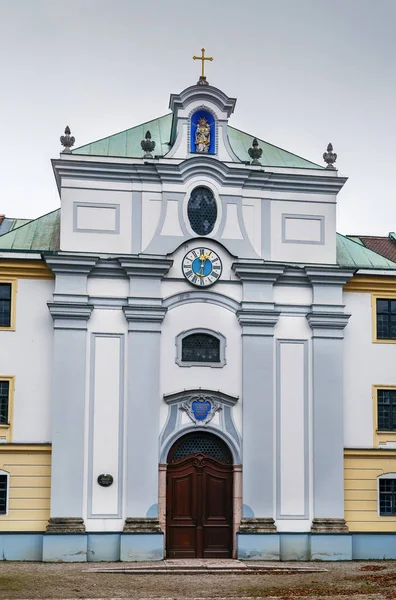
[72,113,323,169]
[73,114,173,159]
[227,127,322,169]
[0,209,60,252]
[336,233,396,269]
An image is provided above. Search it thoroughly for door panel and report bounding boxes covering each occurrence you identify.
[167,462,197,558]
[201,460,233,558]
[166,453,233,558]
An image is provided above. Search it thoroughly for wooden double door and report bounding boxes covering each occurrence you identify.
[166,452,233,558]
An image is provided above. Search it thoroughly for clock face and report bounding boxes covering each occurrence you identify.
[182,247,222,287]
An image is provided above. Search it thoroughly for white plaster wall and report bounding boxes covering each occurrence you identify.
[3,279,54,442]
[275,315,312,340]
[159,302,242,432]
[141,192,163,251]
[242,198,261,256]
[60,186,132,254]
[270,200,336,264]
[88,277,129,299]
[343,291,396,448]
[273,285,312,306]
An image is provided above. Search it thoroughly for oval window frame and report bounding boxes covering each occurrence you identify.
[186,184,219,237]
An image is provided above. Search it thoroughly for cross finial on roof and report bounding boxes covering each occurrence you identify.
[193,48,213,86]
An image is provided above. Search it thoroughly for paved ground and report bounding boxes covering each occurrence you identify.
[0,560,396,599]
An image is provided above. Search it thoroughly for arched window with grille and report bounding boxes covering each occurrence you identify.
[175,328,226,367]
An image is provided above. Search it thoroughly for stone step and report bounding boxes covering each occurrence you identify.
[86,565,328,575]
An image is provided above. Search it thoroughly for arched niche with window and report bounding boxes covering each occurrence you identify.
[378,473,396,516]
[187,186,217,236]
[176,328,226,368]
[190,110,216,154]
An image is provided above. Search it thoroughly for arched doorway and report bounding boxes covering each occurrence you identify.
[166,431,233,558]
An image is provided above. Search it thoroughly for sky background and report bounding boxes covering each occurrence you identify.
[0,0,395,235]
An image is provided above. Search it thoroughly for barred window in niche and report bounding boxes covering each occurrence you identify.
[181,333,220,363]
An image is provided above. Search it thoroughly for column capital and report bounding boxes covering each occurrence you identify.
[304,266,355,286]
[48,302,93,330]
[45,253,99,303]
[232,261,285,282]
[123,299,167,332]
[307,310,350,339]
[237,302,280,335]
[118,256,173,279]
[44,253,99,275]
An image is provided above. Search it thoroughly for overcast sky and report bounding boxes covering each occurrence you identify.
[0,0,395,235]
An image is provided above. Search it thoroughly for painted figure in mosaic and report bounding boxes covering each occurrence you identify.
[195,116,210,152]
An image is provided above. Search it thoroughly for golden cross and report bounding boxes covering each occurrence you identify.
[193,48,213,78]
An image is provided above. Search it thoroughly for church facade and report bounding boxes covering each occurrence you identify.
[0,71,396,562]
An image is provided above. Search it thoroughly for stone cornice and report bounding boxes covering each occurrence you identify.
[237,302,280,331]
[123,302,167,325]
[52,156,347,194]
[163,388,239,407]
[169,84,237,118]
[232,262,285,282]
[44,254,99,276]
[305,266,355,286]
[306,311,350,331]
[48,302,93,321]
[118,256,173,279]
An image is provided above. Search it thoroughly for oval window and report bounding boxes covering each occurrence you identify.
[187,187,217,236]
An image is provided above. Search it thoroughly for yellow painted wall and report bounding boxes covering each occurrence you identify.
[345,449,396,532]
[0,445,51,532]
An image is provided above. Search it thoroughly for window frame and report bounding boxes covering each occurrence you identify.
[175,328,226,368]
[372,385,396,447]
[0,377,14,442]
[0,278,17,331]
[372,293,396,343]
[378,474,396,517]
[0,470,10,516]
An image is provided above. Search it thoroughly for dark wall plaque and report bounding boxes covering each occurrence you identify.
[97,474,114,487]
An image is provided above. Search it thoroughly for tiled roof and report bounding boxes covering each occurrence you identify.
[72,114,323,170]
[347,235,396,263]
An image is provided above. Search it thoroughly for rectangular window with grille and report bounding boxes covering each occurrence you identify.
[377,389,396,431]
[379,478,396,516]
[0,474,8,514]
[0,381,9,425]
[0,283,12,328]
[376,299,396,339]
